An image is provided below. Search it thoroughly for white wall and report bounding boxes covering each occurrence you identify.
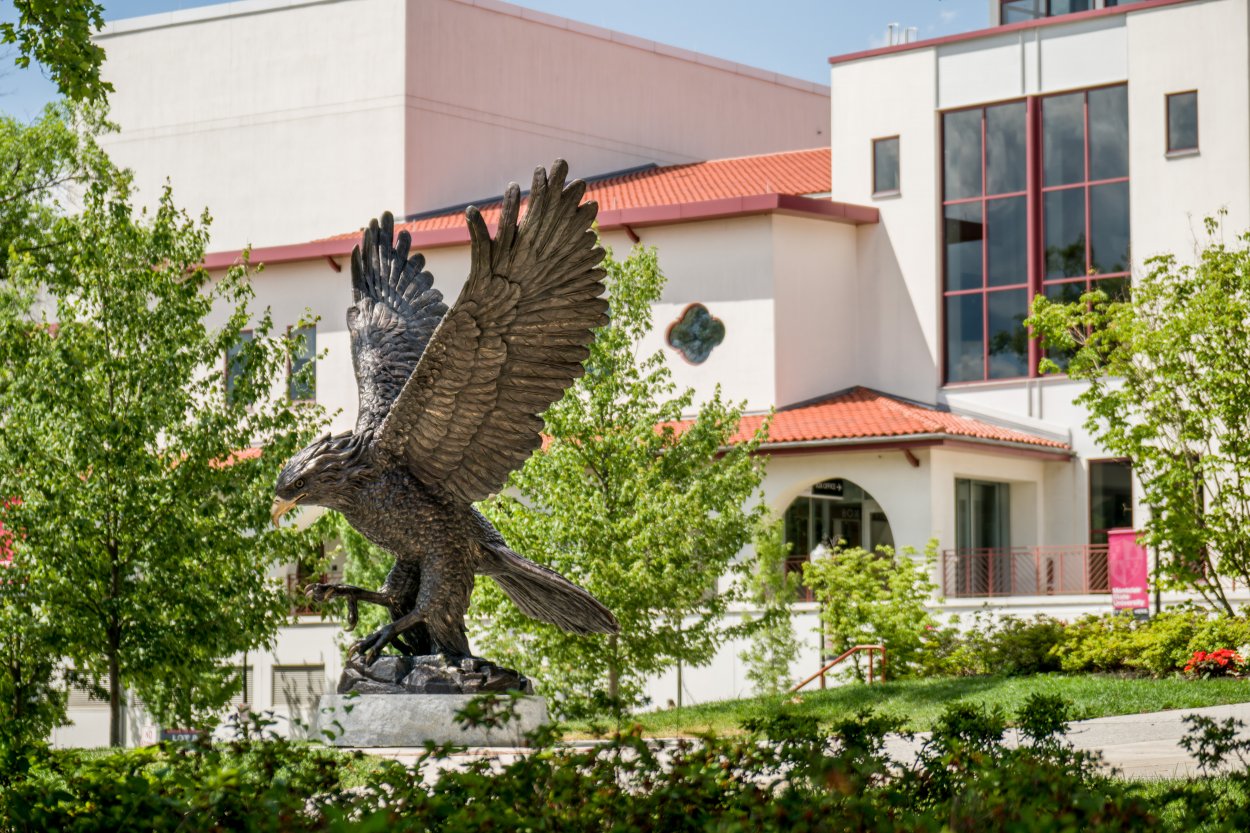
[98,0,830,252]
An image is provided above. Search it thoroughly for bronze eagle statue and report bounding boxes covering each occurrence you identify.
[270,161,619,665]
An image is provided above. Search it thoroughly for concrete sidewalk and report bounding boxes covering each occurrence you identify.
[881,701,1250,779]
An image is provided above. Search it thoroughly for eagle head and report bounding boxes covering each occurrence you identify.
[271,431,363,525]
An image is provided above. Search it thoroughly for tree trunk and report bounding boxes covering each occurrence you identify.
[108,641,123,747]
[607,634,620,705]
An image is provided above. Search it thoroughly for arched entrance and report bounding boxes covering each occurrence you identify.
[782,478,895,599]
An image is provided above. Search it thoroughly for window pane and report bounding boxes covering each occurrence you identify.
[873,137,900,193]
[1044,280,1087,305]
[1090,460,1133,543]
[1168,91,1198,152]
[943,109,982,200]
[1090,181,1129,274]
[1043,93,1085,186]
[1094,275,1131,302]
[987,197,1026,287]
[987,289,1028,379]
[945,202,983,291]
[226,331,254,404]
[986,102,1026,195]
[1088,85,1128,180]
[1050,0,1092,13]
[946,293,984,383]
[288,326,316,400]
[1044,187,1085,279]
[1001,0,1042,22]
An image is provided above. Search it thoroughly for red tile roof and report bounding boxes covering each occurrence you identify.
[679,387,1069,451]
[324,148,833,240]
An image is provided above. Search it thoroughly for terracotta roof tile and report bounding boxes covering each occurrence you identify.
[679,387,1069,451]
[325,148,831,240]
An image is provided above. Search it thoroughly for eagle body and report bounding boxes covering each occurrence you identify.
[273,161,620,664]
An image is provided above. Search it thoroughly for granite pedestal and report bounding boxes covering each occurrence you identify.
[317,692,549,747]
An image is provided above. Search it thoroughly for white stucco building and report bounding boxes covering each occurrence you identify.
[54,0,1250,742]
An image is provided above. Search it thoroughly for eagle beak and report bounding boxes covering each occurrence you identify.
[271,495,301,527]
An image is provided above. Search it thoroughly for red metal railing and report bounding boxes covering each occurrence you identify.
[942,545,1110,597]
[792,644,886,692]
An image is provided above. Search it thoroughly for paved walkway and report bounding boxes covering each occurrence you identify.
[347,702,1250,780]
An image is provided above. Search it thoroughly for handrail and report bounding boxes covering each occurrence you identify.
[791,644,886,692]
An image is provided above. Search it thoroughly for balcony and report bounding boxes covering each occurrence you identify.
[942,545,1110,597]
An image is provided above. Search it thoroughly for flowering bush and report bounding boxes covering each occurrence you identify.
[1183,648,1246,678]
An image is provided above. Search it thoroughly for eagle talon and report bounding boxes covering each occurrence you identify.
[305,583,337,603]
[350,624,396,666]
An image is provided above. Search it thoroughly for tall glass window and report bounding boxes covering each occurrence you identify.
[942,101,1029,382]
[941,84,1129,384]
[1041,86,1130,311]
[225,330,254,405]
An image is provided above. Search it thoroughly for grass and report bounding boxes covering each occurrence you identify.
[568,674,1250,738]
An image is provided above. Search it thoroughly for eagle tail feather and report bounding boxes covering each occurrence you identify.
[480,544,619,635]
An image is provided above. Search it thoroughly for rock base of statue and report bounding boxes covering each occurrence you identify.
[316,654,547,748]
[337,654,534,695]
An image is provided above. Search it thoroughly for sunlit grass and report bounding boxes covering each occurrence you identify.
[567,674,1250,739]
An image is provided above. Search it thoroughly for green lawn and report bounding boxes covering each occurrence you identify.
[570,674,1250,738]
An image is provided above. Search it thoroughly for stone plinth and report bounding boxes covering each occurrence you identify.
[316,693,549,747]
[338,655,534,695]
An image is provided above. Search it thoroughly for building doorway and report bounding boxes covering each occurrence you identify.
[781,478,895,600]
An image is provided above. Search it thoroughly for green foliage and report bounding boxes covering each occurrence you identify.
[1,1,110,103]
[1028,218,1250,612]
[0,105,111,283]
[802,542,940,678]
[738,518,800,695]
[0,694,1197,832]
[317,511,391,637]
[0,134,328,744]
[475,244,767,715]
[921,614,1066,677]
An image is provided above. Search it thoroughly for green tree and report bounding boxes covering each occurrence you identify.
[0,158,326,745]
[738,518,800,695]
[1,1,110,103]
[0,105,110,282]
[1028,218,1250,614]
[473,244,768,714]
[803,543,939,679]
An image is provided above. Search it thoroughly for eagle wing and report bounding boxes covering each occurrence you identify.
[348,213,449,434]
[374,160,607,503]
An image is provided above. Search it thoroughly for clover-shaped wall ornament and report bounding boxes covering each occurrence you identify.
[666,303,725,364]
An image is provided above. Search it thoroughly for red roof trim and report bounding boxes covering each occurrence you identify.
[201,193,875,270]
[828,0,1194,67]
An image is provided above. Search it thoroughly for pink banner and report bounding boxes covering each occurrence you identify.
[1107,528,1149,611]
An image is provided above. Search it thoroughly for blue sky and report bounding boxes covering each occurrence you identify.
[1,0,987,119]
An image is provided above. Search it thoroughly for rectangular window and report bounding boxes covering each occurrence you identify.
[942,84,1129,384]
[225,330,253,404]
[1089,459,1132,545]
[1166,91,1198,154]
[228,666,254,707]
[955,478,1012,595]
[1001,0,1092,24]
[872,136,900,195]
[272,665,326,709]
[288,326,316,401]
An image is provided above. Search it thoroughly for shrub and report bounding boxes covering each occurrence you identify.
[0,695,1174,833]
[1054,612,1142,673]
[1184,649,1246,678]
[802,542,940,678]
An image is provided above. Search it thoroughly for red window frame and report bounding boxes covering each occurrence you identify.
[1165,90,1199,155]
[941,83,1129,385]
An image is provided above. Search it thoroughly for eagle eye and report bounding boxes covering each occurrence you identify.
[294,478,305,490]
